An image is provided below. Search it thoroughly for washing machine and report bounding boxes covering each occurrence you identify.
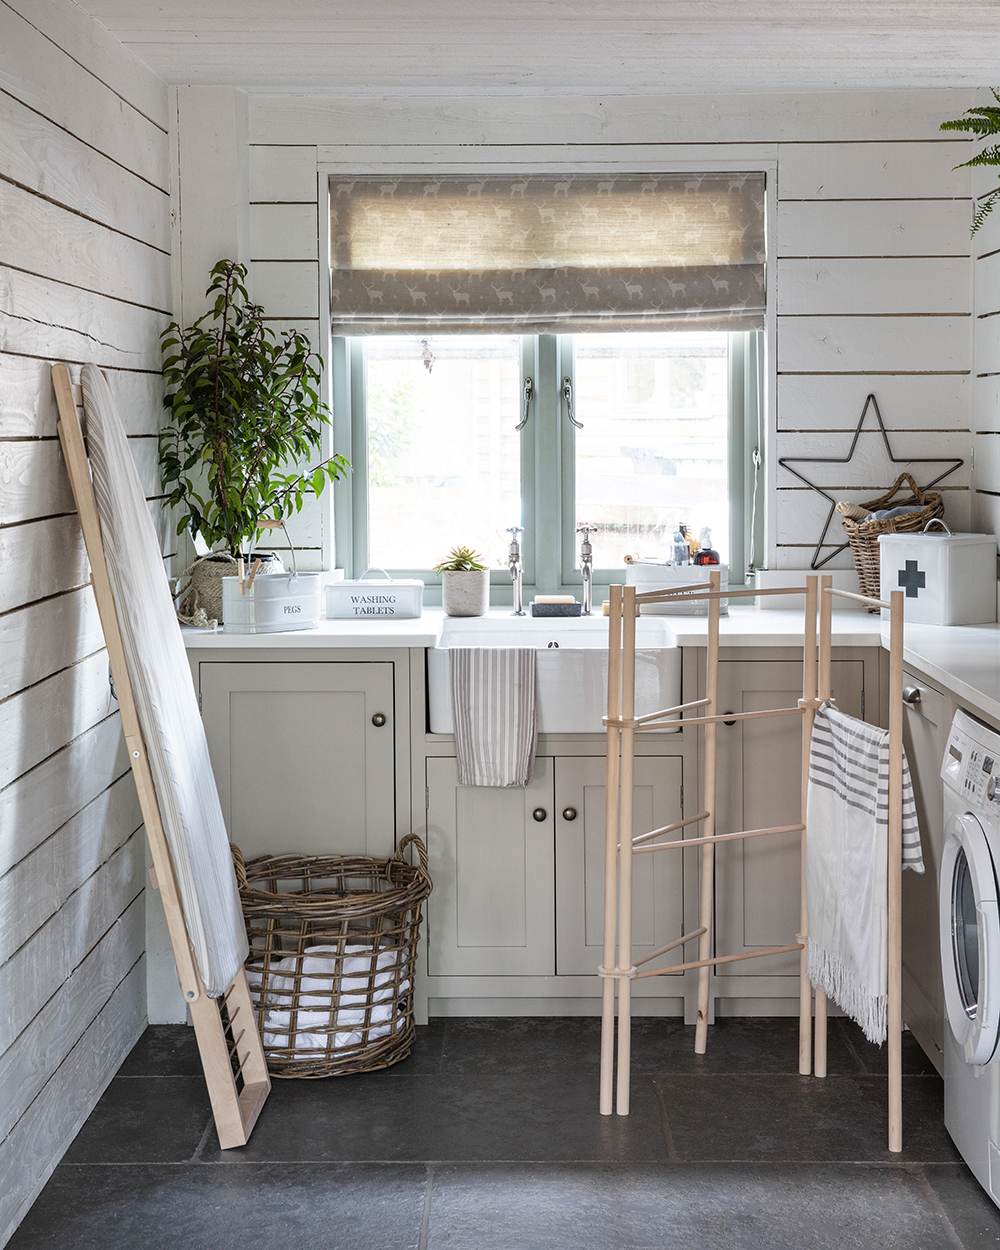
[941,708,1000,1205]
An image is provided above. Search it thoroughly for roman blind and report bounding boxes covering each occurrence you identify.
[329,172,765,335]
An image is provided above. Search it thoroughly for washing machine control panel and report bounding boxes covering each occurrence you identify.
[943,709,1000,812]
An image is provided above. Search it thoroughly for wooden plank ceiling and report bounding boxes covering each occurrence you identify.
[76,1,1000,94]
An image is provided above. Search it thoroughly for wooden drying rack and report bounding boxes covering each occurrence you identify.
[52,365,271,1149]
[599,572,907,1151]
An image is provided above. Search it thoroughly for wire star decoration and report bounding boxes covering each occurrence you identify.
[777,393,965,570]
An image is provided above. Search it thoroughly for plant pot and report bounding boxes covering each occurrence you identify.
[441,568,489,617]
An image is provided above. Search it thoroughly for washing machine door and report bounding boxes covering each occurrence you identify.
[941,812,1000,1065]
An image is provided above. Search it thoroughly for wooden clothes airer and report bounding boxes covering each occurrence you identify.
[600,572,908,1152]
[52,365,270,1149]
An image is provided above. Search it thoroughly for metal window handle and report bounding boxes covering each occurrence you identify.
[901,686,921,706]
[372,713,387,727]
[515,377,533,431]
[562,377,583,429]
[562,807,578,821]
[532,807,547,822]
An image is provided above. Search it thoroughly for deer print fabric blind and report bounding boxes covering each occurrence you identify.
[329,173,765,334]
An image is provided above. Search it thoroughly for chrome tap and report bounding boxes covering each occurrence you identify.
[507,526,525,616]
[577,526,594,615]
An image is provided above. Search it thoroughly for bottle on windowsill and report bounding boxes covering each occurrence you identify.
[693,527,720,566]
[671,525,689,565]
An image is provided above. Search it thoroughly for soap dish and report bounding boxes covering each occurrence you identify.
[530,602,582,617]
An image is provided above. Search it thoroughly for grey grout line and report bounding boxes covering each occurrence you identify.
[652,1080,679,1162]
[417,1164,435,1250]
[833,1018,872,1074]
[190,1117,216,1162]
[912,1166,968,1250]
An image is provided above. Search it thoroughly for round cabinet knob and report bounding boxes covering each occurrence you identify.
[723,711,736,726]
[989,776,999,802]
[562,807,578,822]
[371,713,387,727]
[532,808,547,823]
[901,686,922,706]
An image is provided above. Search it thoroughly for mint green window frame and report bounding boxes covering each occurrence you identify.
[332,331,763,600]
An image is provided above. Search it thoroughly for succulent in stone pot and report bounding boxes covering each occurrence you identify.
[433,546,490,617]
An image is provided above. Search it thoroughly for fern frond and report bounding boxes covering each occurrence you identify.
[959,144,1000,169]
[972,187,1000,236]
[941,116,1000,136]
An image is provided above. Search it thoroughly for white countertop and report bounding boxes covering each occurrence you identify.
[899,622,1000,726]
[181,605,883,650]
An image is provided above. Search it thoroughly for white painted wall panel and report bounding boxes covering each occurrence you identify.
[251,260,319,317]
[974,376,1000,434]
[776,141,971,201]
[250,145,319,202]
[776,258,970,316]
[777,374,970,433]
[250,89,976,147]
[0,587,105,701]
[251,203,320,260]
[0,272,167,369]
[0,516,89,615]
[778,316,971,373]
[777,200,971,258]
[0,5,167,189]
[0,716,129,880]
[0,356,163,439]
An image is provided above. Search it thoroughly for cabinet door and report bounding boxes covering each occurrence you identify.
[555,756,684,979]
[714,660,864,980]
[901,671,954,1068]
[425,756,555,977]
[199,662,395,859]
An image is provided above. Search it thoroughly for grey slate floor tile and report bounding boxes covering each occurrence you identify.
[655,1072,961,1163]
[6,1163,426,1250]
[200,1070,668,1163]
[60,1075,213,1164]
[425,1162,965,1250]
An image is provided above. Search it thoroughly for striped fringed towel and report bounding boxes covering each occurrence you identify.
[806,701,923,1045]
[449,648,538,787]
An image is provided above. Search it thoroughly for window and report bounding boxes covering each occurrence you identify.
[328,171,766,596]
[333,329,761,597]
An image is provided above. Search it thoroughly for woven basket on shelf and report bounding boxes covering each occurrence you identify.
[840,472,944,612]
[232,834,432,1078]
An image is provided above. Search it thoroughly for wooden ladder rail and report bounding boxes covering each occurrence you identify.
[51,364,270,1149]
[598,571,908,1152]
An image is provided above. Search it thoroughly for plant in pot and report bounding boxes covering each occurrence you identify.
[434,546,490,617]
[159,260,349,626]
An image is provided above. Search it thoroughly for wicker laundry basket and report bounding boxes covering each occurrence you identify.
[232,834,432,1078]
[839,473,944,611]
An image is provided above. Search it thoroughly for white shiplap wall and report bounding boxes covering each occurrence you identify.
[216,87,977,572]
[971,89,1000,534]
[0,1,169,1241]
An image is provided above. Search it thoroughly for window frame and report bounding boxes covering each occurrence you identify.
[331,330,761,599]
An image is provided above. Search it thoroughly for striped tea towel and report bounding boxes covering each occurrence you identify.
[806,701,923,1044]
[450,648,538,787]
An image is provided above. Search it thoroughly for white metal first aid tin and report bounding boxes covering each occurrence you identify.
[878,528,997,625]
[326,570,424,620]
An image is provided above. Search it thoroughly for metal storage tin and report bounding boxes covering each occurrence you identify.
[326,571,424,620]
[878,530,997,625]
[222,572,322,634]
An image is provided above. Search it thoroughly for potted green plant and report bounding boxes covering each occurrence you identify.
[434,546,490,616]
[159,259,349,624]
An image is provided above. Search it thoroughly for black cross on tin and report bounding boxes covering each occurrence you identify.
[898,560,926,598]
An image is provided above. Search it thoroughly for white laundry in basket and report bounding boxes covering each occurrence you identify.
[246,944,409,1052]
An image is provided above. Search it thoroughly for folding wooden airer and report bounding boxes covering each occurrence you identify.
[52,364,270,1149]
[599,571,907,1151]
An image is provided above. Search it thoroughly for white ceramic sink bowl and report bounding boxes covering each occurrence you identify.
[427,616,681,734]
